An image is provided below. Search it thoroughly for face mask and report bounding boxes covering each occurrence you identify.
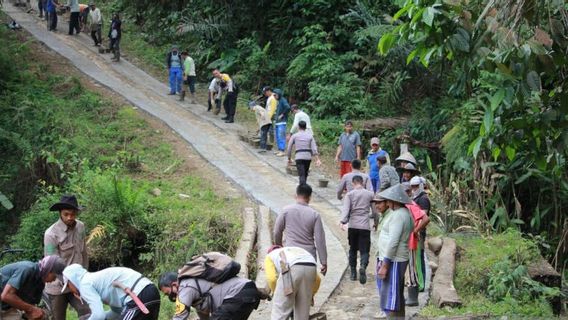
[168,291,177,302]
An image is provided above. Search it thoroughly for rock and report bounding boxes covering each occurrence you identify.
[527,258,562,314]
[178,193,190,199]
[430,237,462,308]
[150,188,161,196]
[428,237,443,255]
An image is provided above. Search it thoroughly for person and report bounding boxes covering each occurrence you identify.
[287,121,321,185]
[372,194,390,232]
[46,0,59,31]
[62,264,160,320]
[378,155,399,191]
[335,120,361,178]
[264,246,320,320]
[88,3,102,46]
[208,77,221,114]
[249,102,272,153]
[339,175,375,284]
[181,51,196,103]
[1,256,66,320]
[336,159,373,200]
[274,184,327,276]
[262,86,277,124]
[38,0,46,18]
[79,3,90,32]
[395,151,417,169]
[158,272,259,320]
[289,105,312,135]
[367,137,390,192]
[375,184,414,318]
[212,69,237,123]
[67,0,80,35]
[272,89,290,157]
[397,163,420,183]
[410,176,431,293]
[400,182,429,306]
[44,195,90,320]
[108,13,121,62]
[166,45,183,97]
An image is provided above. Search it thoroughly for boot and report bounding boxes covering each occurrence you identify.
[179,90,185,101]
[405,286,419,306]
[359,267,367,284]
[221,116,229,120]
[350,266,357,281]
[224,116,234,123]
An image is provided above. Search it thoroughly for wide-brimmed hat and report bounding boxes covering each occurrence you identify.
[371,194,386,203]
[395,152,417,166]
[377,184,412,205]
[397,163,421,174]
[49,195,83,212]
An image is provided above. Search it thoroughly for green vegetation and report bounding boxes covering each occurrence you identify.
[421,230,559,317]
[0,24,242,281]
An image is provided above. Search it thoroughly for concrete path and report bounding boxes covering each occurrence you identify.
[3,3,429,318]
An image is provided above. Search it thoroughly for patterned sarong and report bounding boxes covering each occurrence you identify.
[376,259,408,312]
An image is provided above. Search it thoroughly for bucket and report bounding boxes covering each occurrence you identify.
[318,179,329,188]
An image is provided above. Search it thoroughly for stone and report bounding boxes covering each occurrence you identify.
[428,236,443,254]
[150,188,161,196]
[430,237,462,308]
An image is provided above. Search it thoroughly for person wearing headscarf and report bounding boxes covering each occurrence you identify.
[410,176,431,295]
[1,256,66,320]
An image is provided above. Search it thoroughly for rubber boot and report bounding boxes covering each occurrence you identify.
[224,116,234,123]
[350,266,357,281]
[405,286,419,306]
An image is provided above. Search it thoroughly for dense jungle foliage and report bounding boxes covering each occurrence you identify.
[102,0,567,269]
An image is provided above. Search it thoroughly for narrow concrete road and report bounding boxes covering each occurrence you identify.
[3,3,428,318]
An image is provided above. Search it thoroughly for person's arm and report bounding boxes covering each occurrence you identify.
[365,177,373,191]
[80,284,107,320]
[1,285,44,319]
[286,135,295,161]
[311,137,321,166]
[273,212,285,246]
[336,177,346,200]
[267,98,277,120]
[340,193,351,225]
[335,144,342,162]
[290,114,299,134]
[314,214,328,274]
[379,168,389,191]
[385,151,391,165]
[172,299,190,320]
[355,133,362,160]
[44,231,58,256]
[264,256,278,294]
[414,214,430,235]
[383,212,405,262]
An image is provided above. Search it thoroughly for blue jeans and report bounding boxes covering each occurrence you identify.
[169,67,183,94]
[371,177,379,193]
[275,122,287,151]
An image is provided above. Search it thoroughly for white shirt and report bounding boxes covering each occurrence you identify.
[290,110,312,134]
[208,79,221,99]
[89,8,102,25]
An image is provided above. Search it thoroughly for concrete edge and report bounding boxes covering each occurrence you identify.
[235,207,257,279]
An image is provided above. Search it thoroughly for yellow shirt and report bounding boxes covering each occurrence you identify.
[266,95,277,121]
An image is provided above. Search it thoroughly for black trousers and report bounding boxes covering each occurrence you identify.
[223,92,237,118]
[211,282,260,320]
[90,24,102,45]
[120,284,161,320]
[48,11,57,31]
[348,228,371,268]
[295,159,311,185]
[68,12,80,35]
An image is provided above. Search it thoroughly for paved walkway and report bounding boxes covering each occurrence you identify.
[3,3,428,318]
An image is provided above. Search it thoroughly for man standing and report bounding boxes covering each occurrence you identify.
[289,105,312,135]
[339,176,375,284]
[208,77,221,113]
[158,272,259,320]
[287,121,321,185]
[265,246,320,320]
[336,159,373,200]
[108,13,121,62]
[274,184,327,276]
[378,155,399,191]
[367,137,390,192]
[212,69,237,123]
[262,87,277,124]
[1,256,66,320]
[181,51,196,103]
[166,46,183,97]
[88,3,102,46]
[44,195,90,320]
[67,0,80,35]
[375,184,414,318]
[62,264,161,320]
[46,0,59,31]
[38,0,47,18]
[335,120,361,178]
[273,89,290,157]
[249,102,272,153]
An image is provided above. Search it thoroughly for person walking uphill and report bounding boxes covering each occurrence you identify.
[181,51,196,103]
[335,120,362,178]
[367,137,390,192]
[289,105,312,135]
[1,256,66,320]
[274,184,328,276]
[339,175,376,285]
[61,264,160,320]
[67,0,80,35]
[375,184,414,318]
[88,3,102,46]
[108,13,121,62]
[212,69,238,123]
[44,195,91,320]
[336,159,373,200]
[287,120,321,185]
[273,89,290,157]
[249,102,272,153]
[265,246,321,320]
[166,46,183,97]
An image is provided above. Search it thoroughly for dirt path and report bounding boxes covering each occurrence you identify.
[3,3,428,318]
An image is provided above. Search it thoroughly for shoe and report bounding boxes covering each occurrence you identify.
[359,268,367,284]
[213,108,220,115]
[224,119,234,123]
[221,116,229,120]
[405,286,419,306]
[350,268,357,281]
[258,150,266,153]
[168,92,176,95]
[276,151,286,157]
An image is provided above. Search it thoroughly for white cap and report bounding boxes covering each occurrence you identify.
[410,176,423,186]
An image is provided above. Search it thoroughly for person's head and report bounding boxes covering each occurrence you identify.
[410,176,425,197]
[158,272,179,302]
[377,184,411,210]
[377,155,387,166]
[262,86,272,97]
[62,264,88,301]
[352,175,363,187]
[370,137,380,152]
[402,170,413,182]
[372,195,388,214]
[171,45,179,54]
[112,13,120,20]
[401,182,412,197]
[344,120,353,133]
[181,51,188,58]
[89,2,95,9]
[395,152,417,168]
[212,69,222,79]
[296,183,312,203]
[291,104,299,113]
[273,88,283,100]
[351,159,361,170]
[50,195,82,228]
[399,163,419,182]
[39,255,66,283]
[298,120,307,131]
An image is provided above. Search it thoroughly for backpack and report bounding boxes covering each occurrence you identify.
[178,252,241,283]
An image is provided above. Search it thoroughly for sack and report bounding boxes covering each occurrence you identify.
[110,29,118,39]
[178,252,241,283]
